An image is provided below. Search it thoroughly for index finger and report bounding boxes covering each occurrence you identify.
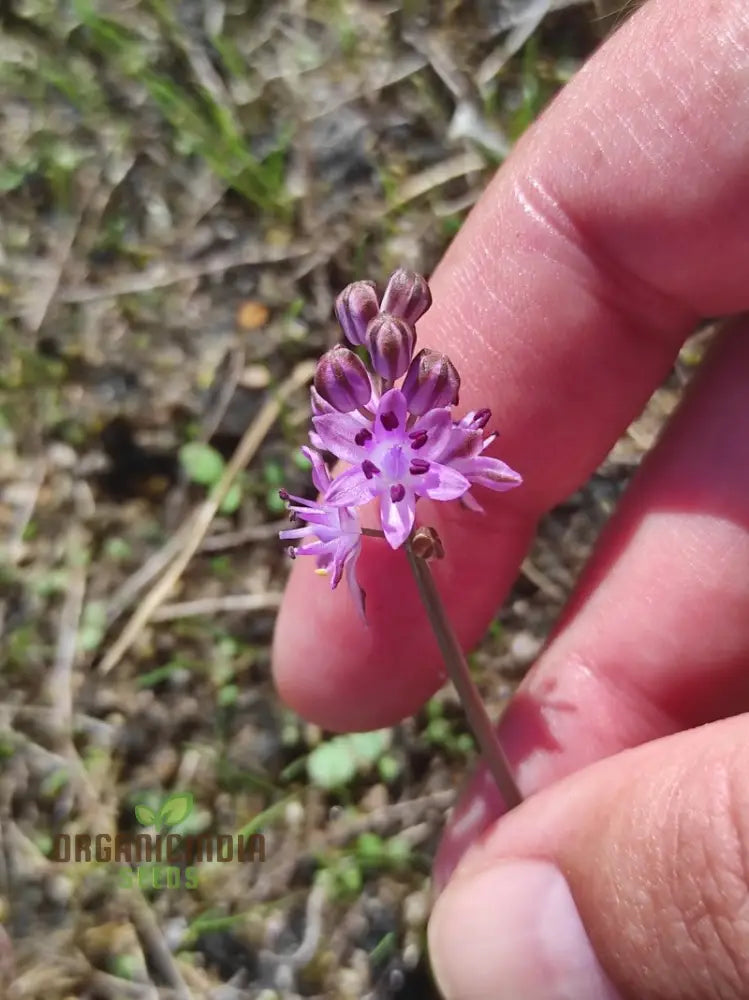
[273,0,749,730]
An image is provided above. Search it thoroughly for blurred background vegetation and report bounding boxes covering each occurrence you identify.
[0,2,690,998]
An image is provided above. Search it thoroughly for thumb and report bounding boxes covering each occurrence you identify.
[428,714,749,999]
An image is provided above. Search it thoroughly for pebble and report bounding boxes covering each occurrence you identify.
[510,630,542,665]
[403,890,428,929]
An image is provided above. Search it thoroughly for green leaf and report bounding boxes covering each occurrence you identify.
[347,729,391,765]
[218,482,241,514]
[306,738,357,790]
[78,601,107,653]
[179,442,225,486]
[158,791,194,827]
[306,730,392,790]
[135,803,156,826]
[265,486,286,514]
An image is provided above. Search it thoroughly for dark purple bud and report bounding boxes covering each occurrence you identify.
[362,459,380,479]
[335,280,380,346]
[380,269,432,325]
[401,349,460,415]
[354,428,373,447]
[409,458,430,475]
[380,409,399,431]
[366,314,415,380]
[471,408,491,429]
[408,430,428,450]
[390,483,406,502]
[279,488,290,501]
[314,346,372,412]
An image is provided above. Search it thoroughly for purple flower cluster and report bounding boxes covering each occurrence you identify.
[280,269,521,616]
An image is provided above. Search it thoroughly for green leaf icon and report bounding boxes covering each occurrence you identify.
[134,803,156,826]
[157,792,194,828]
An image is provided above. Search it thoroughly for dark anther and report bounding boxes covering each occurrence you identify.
[408,430,428,450]
[380,410,399,431]
[279,488,290,501]
[362,459,380,479]
[390,483,406,502]
[355,428,373,447]
[409,458,430,475]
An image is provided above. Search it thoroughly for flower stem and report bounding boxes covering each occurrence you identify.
[405,542,522,811]
[361,527,386,538]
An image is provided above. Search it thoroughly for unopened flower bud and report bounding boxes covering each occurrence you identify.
[381,269,432,325]
[366,314,415,380]
[335,281,380,346]
[411,526,445,560]
[401,349,460,414]
[313,346,372,412]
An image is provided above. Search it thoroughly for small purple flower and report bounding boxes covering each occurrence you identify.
[280,268,523,616]
[437,412,522,513]
[315,388,469,548]
[279,448,365,617]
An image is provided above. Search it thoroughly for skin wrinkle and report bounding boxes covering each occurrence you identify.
[679,759,747,997]
[510,171,693,345]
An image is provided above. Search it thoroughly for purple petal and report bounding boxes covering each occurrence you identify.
[329,534,361,589]
[379,490,416,548]
[301,446,330,493]
[345,552,367,623]
[374,388,408,438]
[293,539,330,559]
[312,412,366,464]
[410,408,452,457]
[439,426,484,463]
[460,456,522,492]
[310,386,336,416]
[460,490,485,513]
[309,428,326,452]
[380,446,408,481]
[279,525,316,540]
[417,462,470,501]
[325,466,374,507]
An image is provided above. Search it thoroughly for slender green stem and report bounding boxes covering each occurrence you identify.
[405,543,522,810]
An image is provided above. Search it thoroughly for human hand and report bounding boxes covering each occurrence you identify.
[273,0,749,996]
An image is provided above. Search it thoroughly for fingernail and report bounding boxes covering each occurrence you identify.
[429,860,622,1000]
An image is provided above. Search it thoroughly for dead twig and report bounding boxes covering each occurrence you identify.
[21,168,100,332]
[98,361,316,674]
[105,529,190,627]
[126,888,192,1000]
[48,537,87,734]
[3,460,46,565]
[390,151,487,210]
[326,789,456,846]
[151,591,283,622]
[59,241,312,303]
[520,557,567,603]
[199,521,282,552]
[88,971,159,1000]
